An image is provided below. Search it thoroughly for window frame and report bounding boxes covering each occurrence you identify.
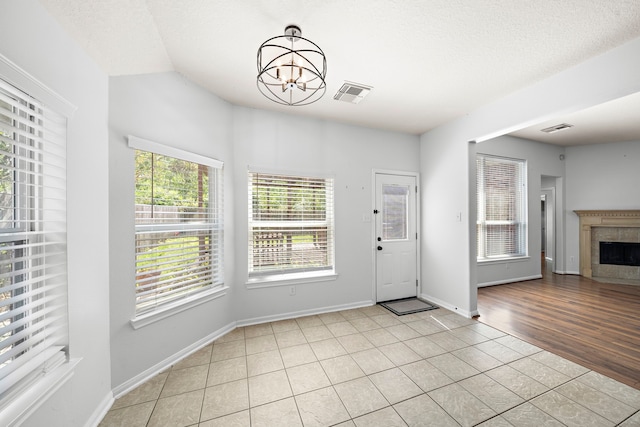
[0,72,74,422]
[246,169,336,286]
[476,153,528,262]
[128,136,226,328]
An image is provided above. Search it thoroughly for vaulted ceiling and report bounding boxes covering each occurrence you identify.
[39,0,640,145]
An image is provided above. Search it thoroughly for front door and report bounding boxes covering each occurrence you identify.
[375,173,418,302]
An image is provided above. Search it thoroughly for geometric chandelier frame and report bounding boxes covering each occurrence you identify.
[257,25,327,106]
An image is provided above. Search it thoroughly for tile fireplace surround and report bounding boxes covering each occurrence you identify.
[575,210,640,279]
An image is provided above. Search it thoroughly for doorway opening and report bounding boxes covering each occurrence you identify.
[541,178,557,275]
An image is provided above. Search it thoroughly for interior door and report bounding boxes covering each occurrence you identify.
[375,173,418,302]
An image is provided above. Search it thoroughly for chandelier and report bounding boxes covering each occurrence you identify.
[257,25,327,106]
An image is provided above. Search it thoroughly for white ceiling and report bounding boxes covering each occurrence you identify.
[39,0,640,144]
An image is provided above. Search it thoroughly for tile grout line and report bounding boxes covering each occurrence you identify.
[100,307,640,426]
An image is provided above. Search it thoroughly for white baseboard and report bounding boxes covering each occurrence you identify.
[85,391,114,427]
[419,293,477,319]
[112,300,374,400]
[477,274,542,288]
[111,321,236,399]
[559,270,580,275]
[237,300,374,327]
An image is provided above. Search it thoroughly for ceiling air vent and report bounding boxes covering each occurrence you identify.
[540,123,574,134]
[333,82,372,104]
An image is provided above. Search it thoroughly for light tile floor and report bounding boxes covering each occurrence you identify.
[99,306,640,427]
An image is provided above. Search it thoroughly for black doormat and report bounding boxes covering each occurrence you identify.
[379,297,438,316]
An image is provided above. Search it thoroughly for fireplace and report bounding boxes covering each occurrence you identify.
[575,210,640,280]
[600,241,640,266]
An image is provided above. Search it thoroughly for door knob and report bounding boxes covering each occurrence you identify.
[377,246,383,251]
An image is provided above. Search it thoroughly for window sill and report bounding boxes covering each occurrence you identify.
[0,358,80,427]
[131,286,228,330]
[478,256,530,265]
[246,271,338,289]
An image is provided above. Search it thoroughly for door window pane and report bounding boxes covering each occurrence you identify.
[382,184,409,240]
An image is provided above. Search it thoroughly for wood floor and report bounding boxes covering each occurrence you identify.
[477,260,640,390]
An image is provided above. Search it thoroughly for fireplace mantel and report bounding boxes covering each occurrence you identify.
[574,210,640,277]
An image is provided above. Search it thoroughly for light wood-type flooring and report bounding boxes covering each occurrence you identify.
[477,258,640,389]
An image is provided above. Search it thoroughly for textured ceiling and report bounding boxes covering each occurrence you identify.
[39,0,640,142]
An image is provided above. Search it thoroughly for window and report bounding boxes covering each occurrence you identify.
[248,171,334,279]
[476,154,527,260]
[382,184,409,241]
[0,79,68,401]
[130,136,223,316]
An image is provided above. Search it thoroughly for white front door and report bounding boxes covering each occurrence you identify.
[375,173,418,302]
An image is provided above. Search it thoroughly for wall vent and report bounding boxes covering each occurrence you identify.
[333,82,372,104]
[541,123,574,134]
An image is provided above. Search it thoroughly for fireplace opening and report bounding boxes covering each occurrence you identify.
[600,241,640,267]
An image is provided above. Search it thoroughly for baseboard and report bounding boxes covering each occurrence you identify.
[112,300,374,399]
[111,321,236,399]
[477,274,543,288]
[237,300,374,327]
[561,270,580,275]
[419,293,477,319]
[84,391,114,427]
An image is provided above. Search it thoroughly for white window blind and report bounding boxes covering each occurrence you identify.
[0,79,68,400]
[131,141,223,315]
[248,172,334,277]
[477,154,527,260]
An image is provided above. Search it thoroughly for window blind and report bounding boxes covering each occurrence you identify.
[0,79,68,400]
[476,154,527,260]
[248,172,334,276]
[133,147,223,315]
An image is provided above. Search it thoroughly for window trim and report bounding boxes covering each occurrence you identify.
[0,55,77,424]
[128,135,224,322]
[130,285,228,330]
[247,168,336,284]
[476,153,528,261]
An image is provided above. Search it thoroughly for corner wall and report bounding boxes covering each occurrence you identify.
[0,1,111,425]
[565,140,640,275]
[106,78,420,392]
[419,35,640,317]
[231,106,420,323]
[108,72,236,391]
[474,136,565,286]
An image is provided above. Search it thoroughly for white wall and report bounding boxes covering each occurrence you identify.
[420,35,640,318]
[108,72,236,391]
[0,1,111,426]
[3,2,640,423]
[232,106,420,323]
[475,136,565,287]
[419,132,474,316]
[107,78,420,392]
[565,140,640,275]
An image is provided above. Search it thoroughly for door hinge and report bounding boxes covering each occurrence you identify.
[416,232,418,240]
[373,209,379,214]
[416,279,419,287]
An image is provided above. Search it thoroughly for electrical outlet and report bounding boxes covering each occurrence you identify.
[289,286,296,296]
